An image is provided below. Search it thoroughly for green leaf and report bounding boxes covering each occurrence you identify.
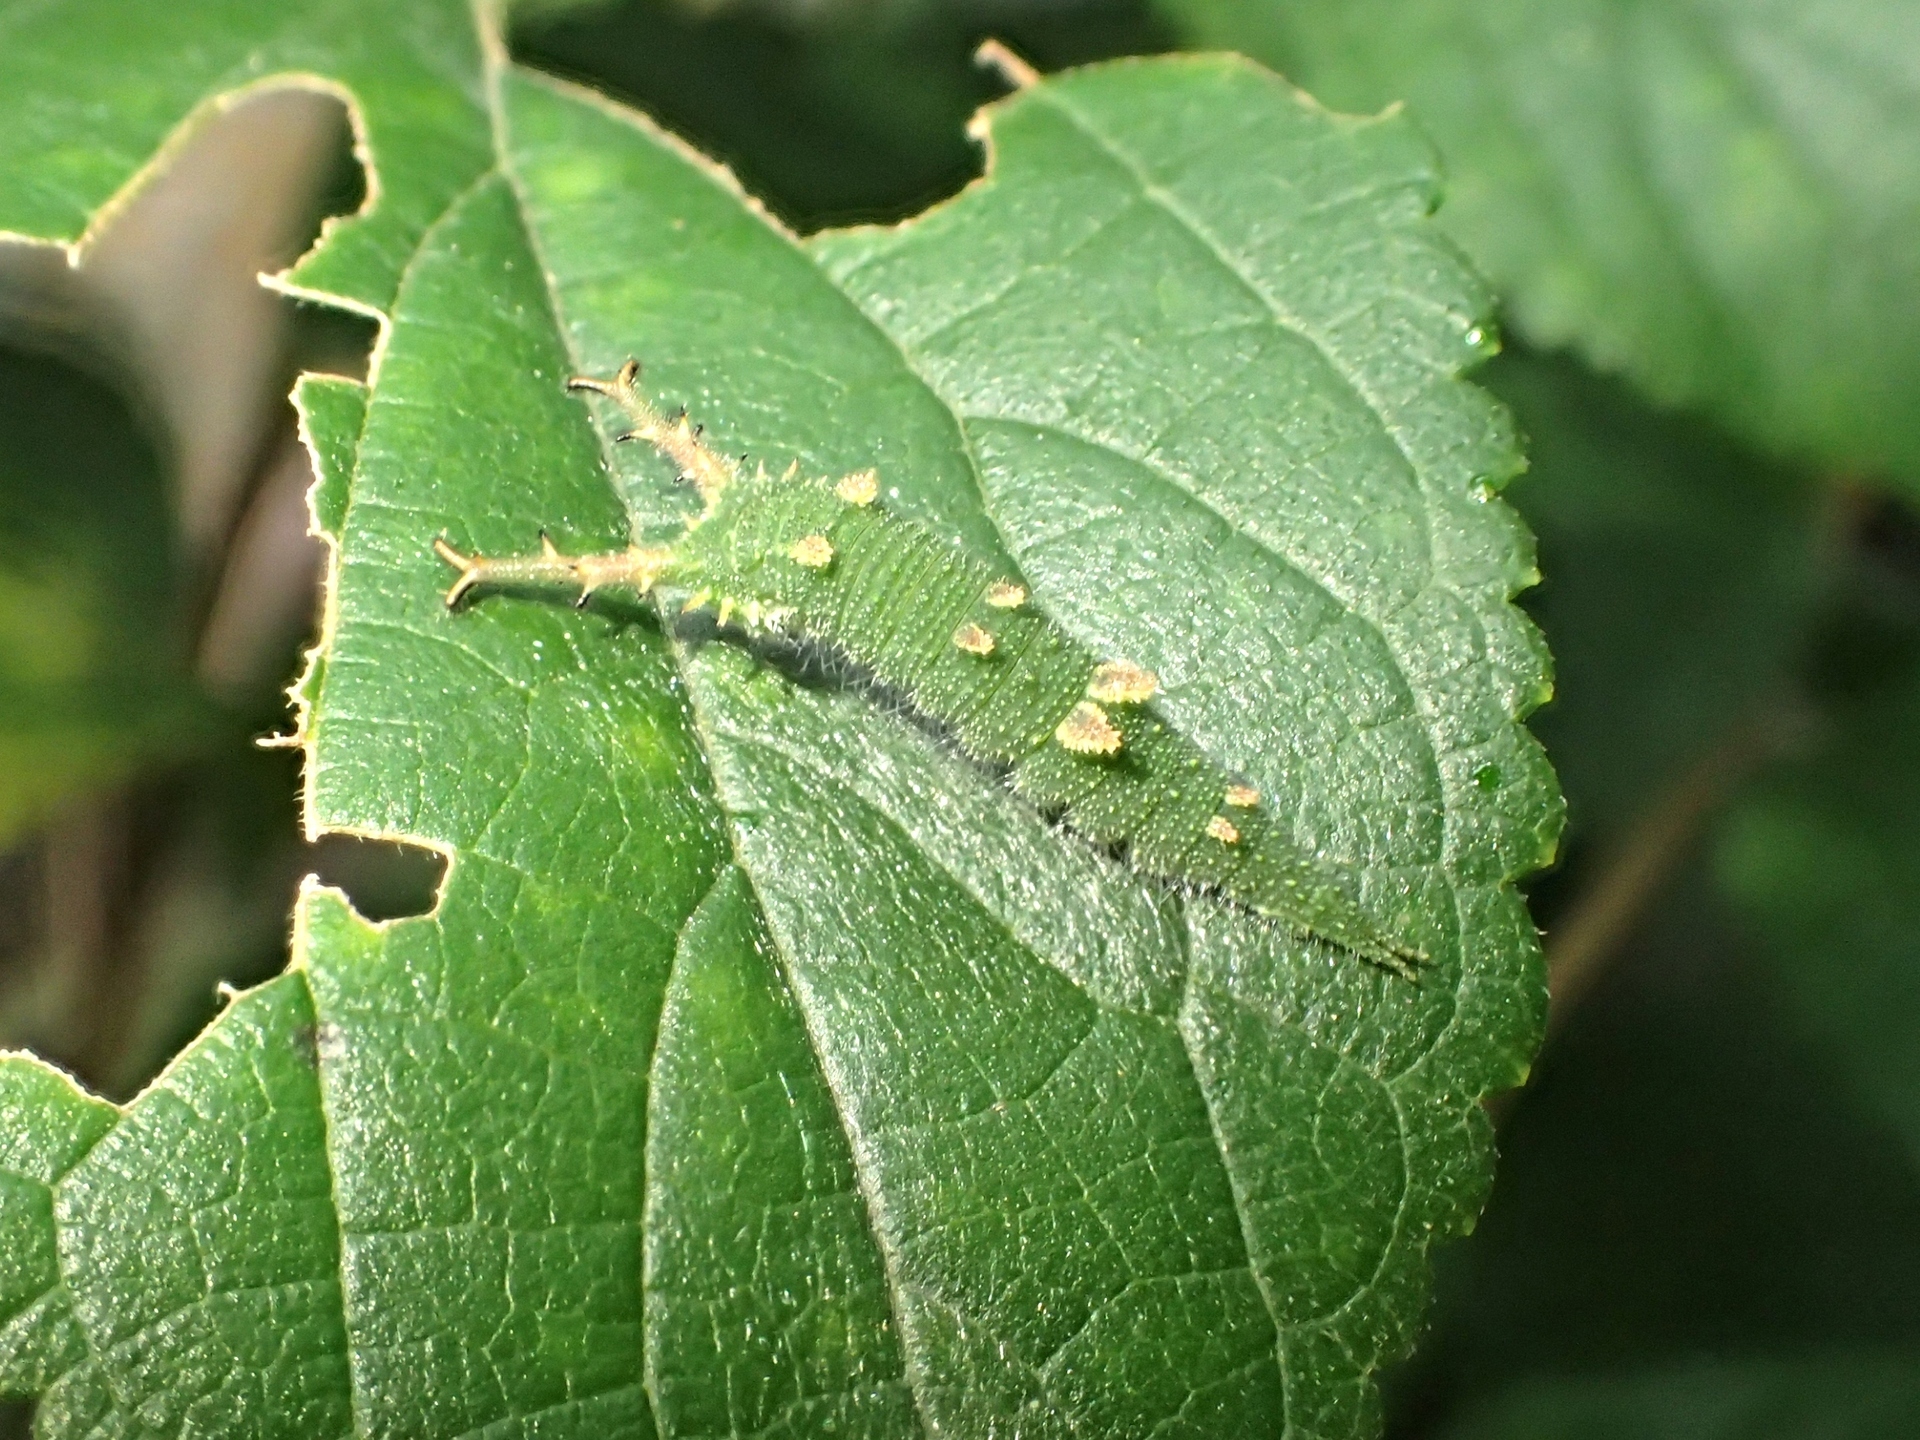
[644,864,918,1431]
[299,172,726,1434]
[1164,0,1920,490]
[0,1052,116,1398]
[1438,1356,1920,1440]
[1718,669,1920,1166]
[0,0,493,313]
[1,978,348,1432]
[0,8,1558,1433]
[504,57,1554,1428]
[0,0,506,846]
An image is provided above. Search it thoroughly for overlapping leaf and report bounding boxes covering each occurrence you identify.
[0,0,497,312]
[1167,0,1920,491]
[0,4,1558,1434]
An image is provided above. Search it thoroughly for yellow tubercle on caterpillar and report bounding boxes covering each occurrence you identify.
[738,598,795,632]
[788,534,835,570]
[1224,784,1261,809]
[713,594,792,632]
[951,622,996,657]
[1056,700,1123,756]
[985,581,1027,609]
[1205,815,1242,845]
[435,534,672,610]
[1087,659,1159,705]
[835,468,880,506]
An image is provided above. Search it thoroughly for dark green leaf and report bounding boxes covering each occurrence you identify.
[513,0,1175,231]
[1402,861,1920,1408]
[1165,0,1920,490]
[1439,1356,1920,1440]
[1718,670,1920,1164]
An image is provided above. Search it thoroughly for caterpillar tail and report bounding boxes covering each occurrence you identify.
[436,363,1429,979]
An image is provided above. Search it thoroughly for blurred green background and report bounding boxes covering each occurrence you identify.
[3,2,1916,1435]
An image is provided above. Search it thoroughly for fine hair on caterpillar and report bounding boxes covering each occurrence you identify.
[435,361,1428,977]
[679,596,902,709]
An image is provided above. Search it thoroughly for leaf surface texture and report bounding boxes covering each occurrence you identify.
[0,7,1557,1435]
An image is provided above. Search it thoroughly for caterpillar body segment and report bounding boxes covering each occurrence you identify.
[678,469,1091,765]
[437,367,1426,977]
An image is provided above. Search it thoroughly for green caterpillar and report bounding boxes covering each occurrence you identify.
[437,362,1425,977]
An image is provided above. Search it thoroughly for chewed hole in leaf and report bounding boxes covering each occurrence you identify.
[300,832,445,922]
